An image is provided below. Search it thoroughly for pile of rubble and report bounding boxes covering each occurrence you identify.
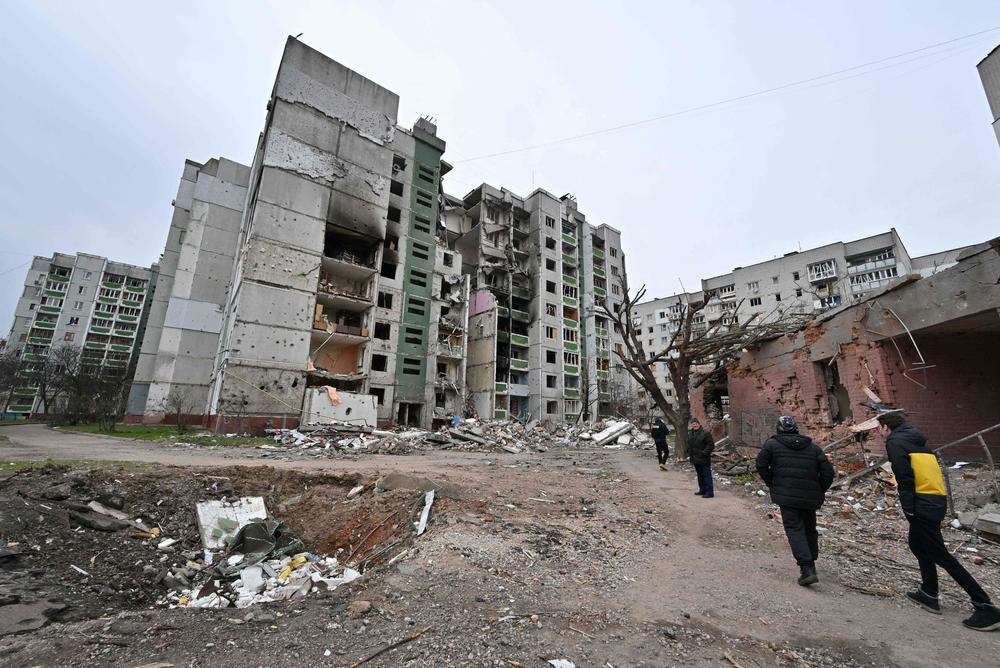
[261,418,653,457]
[159,498,366,610]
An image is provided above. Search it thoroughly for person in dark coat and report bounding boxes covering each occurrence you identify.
[878,411,1000,632]
[687,418,715,498]
[756,415,834,586]
[651,417,670,471]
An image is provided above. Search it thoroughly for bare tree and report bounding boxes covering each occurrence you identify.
[221,390,250,434]
[0,351,23,417]
[162,388,195,433]
[599,278,811,459]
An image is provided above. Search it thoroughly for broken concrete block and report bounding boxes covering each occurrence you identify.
[974,513,1000,539]
[196,497,268,550]
[68,510,130,532]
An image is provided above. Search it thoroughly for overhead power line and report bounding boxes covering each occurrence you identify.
[451,26,1000,164]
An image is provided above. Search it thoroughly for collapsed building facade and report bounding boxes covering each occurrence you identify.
[450,187,628,422]
[4,253,157,415]
[690,239,1000,457]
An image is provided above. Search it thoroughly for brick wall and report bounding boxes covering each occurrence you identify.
[887,332,1000,460]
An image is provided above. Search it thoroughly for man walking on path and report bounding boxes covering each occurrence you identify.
[651,417,670,471]
[878,412,1000,632]
[688,418,715,498]
[756,416,834,586]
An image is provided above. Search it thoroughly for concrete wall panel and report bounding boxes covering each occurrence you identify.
[249,201,326,252]
[256,167,331,221]
[242,240,320,293]
[163,297,225,334]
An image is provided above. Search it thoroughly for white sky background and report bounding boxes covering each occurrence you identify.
[2,1,1000,334]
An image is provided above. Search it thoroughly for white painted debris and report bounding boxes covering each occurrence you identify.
[950,462,972,469]
[950,518,963,529]
[347,485,364,499]
[414,490,435,536]
[158,538,179,550]
[196,497,268,550]
[240,565,266,593]
[617,434,632,446]
[87,501,129,521]
[548,660,576,668]
[70,564,90,577]
[592,421,632,446]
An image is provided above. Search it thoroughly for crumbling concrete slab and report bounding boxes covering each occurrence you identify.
[196,497,268,550]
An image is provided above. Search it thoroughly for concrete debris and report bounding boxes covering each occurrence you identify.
[262,418,652,458]
[414,490,435,536]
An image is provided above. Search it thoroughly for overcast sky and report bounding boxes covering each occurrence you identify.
[2,1,1000,335]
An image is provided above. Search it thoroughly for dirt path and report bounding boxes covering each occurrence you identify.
[613,451,999,668]
[1,424,997,667]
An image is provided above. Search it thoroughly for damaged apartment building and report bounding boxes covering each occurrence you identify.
[630,229,977,416]
[5,253,157,415]
[128,38,469,430]
[448,186,629,422]
[690,238,1000,457]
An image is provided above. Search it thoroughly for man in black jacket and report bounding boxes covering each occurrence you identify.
[756,415,834,586]
[688,418,715,498]
[878,412,1000,632]
[651,417,670,471]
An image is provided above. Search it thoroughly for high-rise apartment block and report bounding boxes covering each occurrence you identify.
[126,157,250,418]
[4,253,156,414]
[450,185,628,423]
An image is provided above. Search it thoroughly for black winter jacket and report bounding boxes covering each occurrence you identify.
[651,422,670,445]
[756,433,834,510]
[688,429,715,465]
[885,423,947,521]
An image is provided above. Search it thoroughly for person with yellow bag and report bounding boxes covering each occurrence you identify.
[877,411,1000,631]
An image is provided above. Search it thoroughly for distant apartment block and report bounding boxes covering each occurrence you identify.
[630,229,975,415]
[450,185,628,423]
[5,253,156,414]
[126,157,250,419]
[977,45,1000,148]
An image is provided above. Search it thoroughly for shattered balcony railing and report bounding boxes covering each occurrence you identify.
[435,343,465,359]
[317,277,373,303]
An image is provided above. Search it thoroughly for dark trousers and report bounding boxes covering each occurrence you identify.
[655,442,669,465]
[780,506,819,565]
[907,514,991,605]
[694,463,714,495]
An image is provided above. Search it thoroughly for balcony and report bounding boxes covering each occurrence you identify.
[563,274,577,286]
[597,370,609,380]
[847,257,896,275]
[494,409,508,420]
[114,329,136,338]
[593,265,605,278]
[102,281,124,290]
[105,359,127,368]
[496,330,509,343]
[564,364,579,375]
[563,295,577,308]
[593,248,605,261]
[40,305,62,314]
[495,382,508,394]
[8,403,34,413]
[594,287,606,298]
[563,318,578,329]
[564,388,580,399]
[47,274,69,283]
[98,296,117,305]
[596,327,609,338]
[22,354,45,363]
[496,306,510,318]
[599,350,610,359]
[121,299,143,308]
[32,321,56,330]
[807,260,838,283]
[27,337,51,346]
[510,333,529,347]
[562,233,576,246]
[89,325,111,334]
[117,314,138,323]
[509,382,529,397]
[85,341,107,351]
[436,343,464,359]
[599,392,611,402]
[109,344,132,352]
[511,308,530,323]
[563,341,578,352]
[124,284,146,294]
[562,254,577,268]
[44,289,66,298]
[13,388,37,398]
[510,358,529,371]
[511,285,531,299]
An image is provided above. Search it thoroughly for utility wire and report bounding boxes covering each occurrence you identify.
[451,26,1000,164]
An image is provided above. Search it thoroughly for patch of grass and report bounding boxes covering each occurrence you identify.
[60,423,272,446]
[734,473,757,484]
[0,458,156,474]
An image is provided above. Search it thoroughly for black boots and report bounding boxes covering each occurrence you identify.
[797,562,818,586]
[906,589,941,615]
